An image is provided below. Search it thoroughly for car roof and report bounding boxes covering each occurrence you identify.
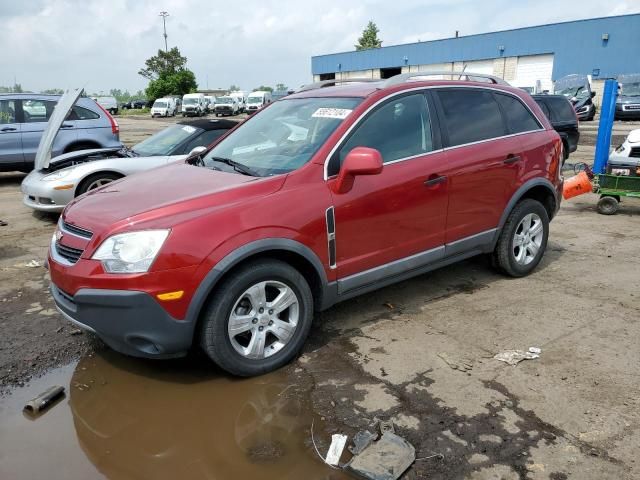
[179,119,238,131]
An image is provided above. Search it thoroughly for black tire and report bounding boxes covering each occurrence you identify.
[597,196,619,215]
[492,199,549,277]
[200,259,314,377]
[76,172,122,195]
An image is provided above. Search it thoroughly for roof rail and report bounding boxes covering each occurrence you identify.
[384,71,510,87]
[296,78,380,92]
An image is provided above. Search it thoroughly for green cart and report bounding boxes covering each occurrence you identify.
[594,174,640,215]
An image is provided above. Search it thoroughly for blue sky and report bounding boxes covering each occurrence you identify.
[1,0,637,93]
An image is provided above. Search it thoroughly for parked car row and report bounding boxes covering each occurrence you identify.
[44,73,564,377]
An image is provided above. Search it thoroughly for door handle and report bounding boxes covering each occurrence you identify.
[424,175,447,187]
[503,154,521,165]
[60,123,73,128]
[1,127,17,132]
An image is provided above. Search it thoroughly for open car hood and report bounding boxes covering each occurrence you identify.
[554,74,590,93]
[46,147,127,171]
[34,88,83,170]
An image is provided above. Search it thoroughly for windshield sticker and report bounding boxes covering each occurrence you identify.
[312,108,352,119]
[182,125,196,134]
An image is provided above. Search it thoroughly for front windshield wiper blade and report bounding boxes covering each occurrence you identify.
[209,156,260,177]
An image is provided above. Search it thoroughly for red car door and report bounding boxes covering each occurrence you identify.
[327,92,448,291]
[434,88,522,244]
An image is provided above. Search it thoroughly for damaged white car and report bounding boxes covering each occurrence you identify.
[21,89,237,212]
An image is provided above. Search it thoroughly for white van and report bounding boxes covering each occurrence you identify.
[93,96,119,115]
[204,95,216,113]
[150,97,176,117]
[246,91,272,114]
[182,93,206,117]
[229,91,247,112]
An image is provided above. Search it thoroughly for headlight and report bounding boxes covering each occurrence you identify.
[92,230,170,273]
[43,168,75,182]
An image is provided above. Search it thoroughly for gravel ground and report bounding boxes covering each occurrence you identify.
[1,116,639,478]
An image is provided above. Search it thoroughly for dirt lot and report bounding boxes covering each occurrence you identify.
[1,116,639,479]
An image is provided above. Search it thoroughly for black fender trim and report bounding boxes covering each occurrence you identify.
[185,238,336,326]
[492,178,560,247]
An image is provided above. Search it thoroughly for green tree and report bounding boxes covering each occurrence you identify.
[252,85,273,92]
[355,21,382,50]
[275,83,288,91]
[42,88,64,94]
[229,84,240,92]
[139,47,197,101]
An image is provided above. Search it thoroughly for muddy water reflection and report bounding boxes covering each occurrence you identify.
[2,351,348,479]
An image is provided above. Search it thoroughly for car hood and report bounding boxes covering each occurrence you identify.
[35,88,83,170]
[618,95,640,104]
[62,162,285,234]
[46,147,127,169]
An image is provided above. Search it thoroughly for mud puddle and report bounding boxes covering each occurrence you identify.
[0,350,349,480]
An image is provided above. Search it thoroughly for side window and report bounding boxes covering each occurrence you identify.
[22,100,56,123]
[535,100,551,120]
[180,129,226,154]
[333,93,433,173]
[547,97,576,123]
[67,106,100,121]
[0,100,17,124]
[494,93,541,133]
[437,89,506,146]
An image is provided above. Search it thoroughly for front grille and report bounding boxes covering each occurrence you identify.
[630,148,640,158]
[623,105,640,111]
[62,221,92,239]
[55,241,83,264]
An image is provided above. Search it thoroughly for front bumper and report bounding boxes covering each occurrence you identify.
[615,105,640,119]
[51,283,195,358]
[21,169,74,212]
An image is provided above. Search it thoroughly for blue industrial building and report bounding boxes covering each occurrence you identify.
[311,14,640,94]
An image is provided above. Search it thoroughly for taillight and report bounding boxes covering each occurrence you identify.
[95,102,119,135]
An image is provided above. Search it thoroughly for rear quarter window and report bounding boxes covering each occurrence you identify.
[494,93,541,133]
[547,97,576,122]
[67,106,100,121]
[437,89,506,147]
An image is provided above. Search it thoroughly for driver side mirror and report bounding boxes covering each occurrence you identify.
[333,147,383,194]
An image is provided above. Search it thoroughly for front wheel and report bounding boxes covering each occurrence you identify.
[597,195,619,215]
[200,260,313,376]
[492,199,549,277]
[76,172,121,195]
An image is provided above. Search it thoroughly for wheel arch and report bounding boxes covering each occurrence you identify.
[493,179,559,247]
[74,170,126,196]
[186,239,335,333]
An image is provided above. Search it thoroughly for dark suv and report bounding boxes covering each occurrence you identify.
[533,94,579,161]
[50,73,564,376]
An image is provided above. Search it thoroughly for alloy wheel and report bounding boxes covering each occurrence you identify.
[512,213,543,266]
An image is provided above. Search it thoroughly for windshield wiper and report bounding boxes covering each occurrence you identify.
[209,156,260,177]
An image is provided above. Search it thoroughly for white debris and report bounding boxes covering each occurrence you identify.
[325,434,348,466]
[494,347,541,366]
[25,260,42,268]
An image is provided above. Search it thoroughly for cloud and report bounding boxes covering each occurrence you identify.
[0,0,636,93]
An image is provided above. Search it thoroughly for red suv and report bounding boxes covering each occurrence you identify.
[49,73,563,376]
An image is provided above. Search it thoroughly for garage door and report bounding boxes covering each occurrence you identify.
[462,59,495,76]
[514,54,554,93]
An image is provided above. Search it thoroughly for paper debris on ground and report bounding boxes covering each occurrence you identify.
[349,430,378,455]
[437,352,473,372]
[494,347,542,366]
[325,434,348,466]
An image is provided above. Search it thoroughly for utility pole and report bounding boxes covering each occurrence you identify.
[159,11,169,52]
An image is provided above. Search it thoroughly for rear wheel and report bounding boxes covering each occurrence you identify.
[597,195,619,215]
[200,260,313,376]
[492,199,549,277]
[76,172,122,195]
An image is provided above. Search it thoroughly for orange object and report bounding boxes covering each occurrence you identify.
[563,171,592,199]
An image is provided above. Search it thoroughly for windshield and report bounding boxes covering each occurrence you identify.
[183,98,198,105]
[217,97,234,104]
[153,101,167,108]
[202,97,362,177]
[133,123,200,156]
[247,96,262,104]
[621,82,640,96]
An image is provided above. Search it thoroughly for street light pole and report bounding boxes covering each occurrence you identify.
[159,11,169,52]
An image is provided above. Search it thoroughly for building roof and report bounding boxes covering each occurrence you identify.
[311,13,640,81]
